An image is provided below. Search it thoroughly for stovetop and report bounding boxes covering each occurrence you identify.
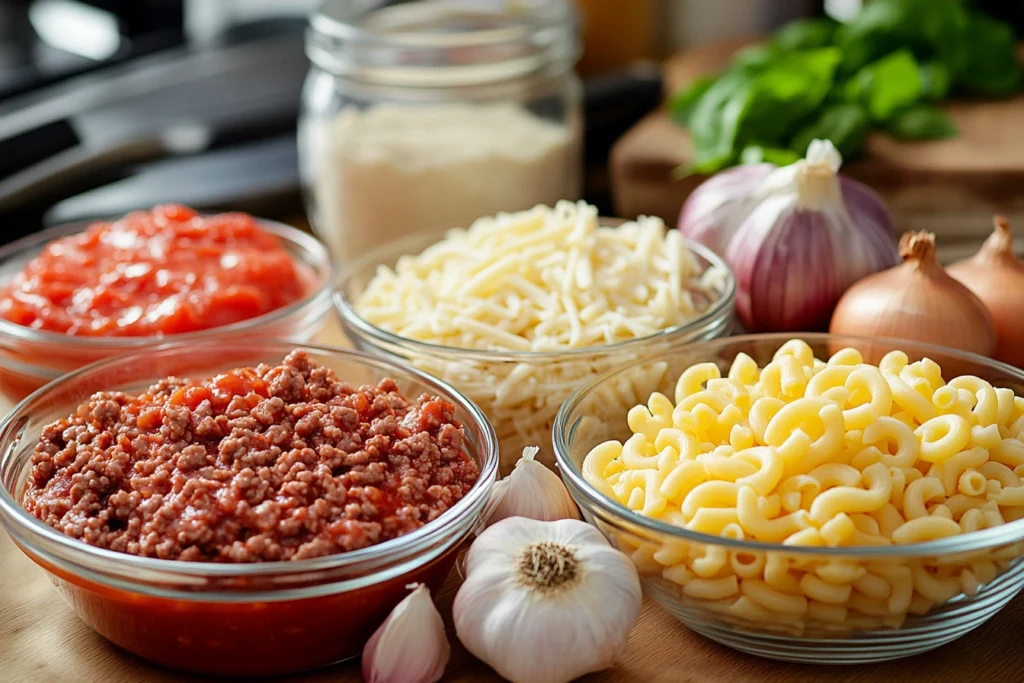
[0,1,663,240]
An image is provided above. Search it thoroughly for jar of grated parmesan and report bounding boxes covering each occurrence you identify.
[299,0,582,265]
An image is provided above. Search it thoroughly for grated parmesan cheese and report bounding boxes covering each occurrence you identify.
[306,102,579,265]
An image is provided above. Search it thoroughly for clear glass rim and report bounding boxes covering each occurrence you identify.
[333,226,737,362]
[310,0,573,45]
[0,341,500,580]
[0,217,334,352]
[305,0,578,85]
[553,331,1024,558]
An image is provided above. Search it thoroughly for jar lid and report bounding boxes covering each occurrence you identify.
[306,0,579,87]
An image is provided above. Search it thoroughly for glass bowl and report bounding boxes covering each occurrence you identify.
[334,229,735,475]
[0,218,334,414]
[0,342,498,676]
[553,333,1024,664]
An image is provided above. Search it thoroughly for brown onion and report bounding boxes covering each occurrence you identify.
[830,231,996,357]
[948,216,1024,368]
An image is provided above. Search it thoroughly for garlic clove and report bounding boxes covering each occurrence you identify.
[481,447,581,530]
[362,583,450,683]
[455,517,642,683]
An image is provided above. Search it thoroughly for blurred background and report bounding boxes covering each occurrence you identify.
[0,0,1021,250]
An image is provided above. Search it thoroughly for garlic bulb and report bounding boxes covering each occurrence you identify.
[482,446,581,528]
[454,517,642,683]
[362,583,450,683]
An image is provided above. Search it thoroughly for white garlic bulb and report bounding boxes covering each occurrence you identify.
[362,583,449,683]
[483,446,581,528]
[454,517,642,683]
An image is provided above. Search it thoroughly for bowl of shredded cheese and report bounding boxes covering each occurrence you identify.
[554,333,1024,663]
[334,201,734,474]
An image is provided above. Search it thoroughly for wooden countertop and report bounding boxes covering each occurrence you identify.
[3,525,1024,682]
[3,317,1024,682]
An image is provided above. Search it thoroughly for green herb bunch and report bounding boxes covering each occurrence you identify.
[669,0,1022,174]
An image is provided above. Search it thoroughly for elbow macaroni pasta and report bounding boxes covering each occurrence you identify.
[582,341,1024,636]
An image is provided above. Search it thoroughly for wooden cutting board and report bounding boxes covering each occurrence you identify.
[610,40,1024,263]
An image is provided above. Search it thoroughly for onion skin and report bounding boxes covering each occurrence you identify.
[732,207,846,332]
[948,216,1024,368]
[830,231,996,357]
[683,141,899,333]
[837,178,896,254]
[678,163,774,255]
[726,169,898,333]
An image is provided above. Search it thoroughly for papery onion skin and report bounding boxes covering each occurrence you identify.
[838,177,897,254]
[726,151,899,332]
[830,231,996,357]
[678,163,774,255]
[948,216,1024,367]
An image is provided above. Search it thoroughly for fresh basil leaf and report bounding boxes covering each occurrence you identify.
[886,104,958,140]
[739,145,801,167]
[835,0,905,74]
[737,47,842,146]
[688,71,756,174]
[836,0,968,76]
[772,18,837,52]
[668,75,717,126]
[845,50,922,121]
[732,44,778,73]
[667,0,1015,176]
[826,77,851,103]
[790,103,870,158]
[918,62,951,101]
[956,13,1022,96]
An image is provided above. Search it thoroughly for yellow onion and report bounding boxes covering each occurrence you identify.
[830,231,996,357]
[948,216,1024,368]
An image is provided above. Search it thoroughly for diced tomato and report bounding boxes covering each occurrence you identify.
[169,386,214,410]
[0,206,308,337]
[211,369,268,404]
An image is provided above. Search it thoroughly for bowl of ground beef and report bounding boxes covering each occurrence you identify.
[0,342,498,676]
[0,205,334,413]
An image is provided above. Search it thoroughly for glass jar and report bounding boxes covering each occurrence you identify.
[299,0,583,265]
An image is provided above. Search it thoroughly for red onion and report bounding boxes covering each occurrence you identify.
[681,140,899,332]
[677,163,774,255]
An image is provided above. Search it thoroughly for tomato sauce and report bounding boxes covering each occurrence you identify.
[26,538,461,676]
[13,349,481,675]
[0,205,308,337]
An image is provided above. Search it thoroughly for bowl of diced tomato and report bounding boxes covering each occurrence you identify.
[0,205,333,411]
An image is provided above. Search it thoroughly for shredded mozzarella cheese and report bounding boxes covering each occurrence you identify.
[355,201,726,472]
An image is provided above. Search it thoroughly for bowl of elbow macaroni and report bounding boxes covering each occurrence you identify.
[554,333,1024,664]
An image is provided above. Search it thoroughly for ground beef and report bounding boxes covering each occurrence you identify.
[22,350,478,562]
